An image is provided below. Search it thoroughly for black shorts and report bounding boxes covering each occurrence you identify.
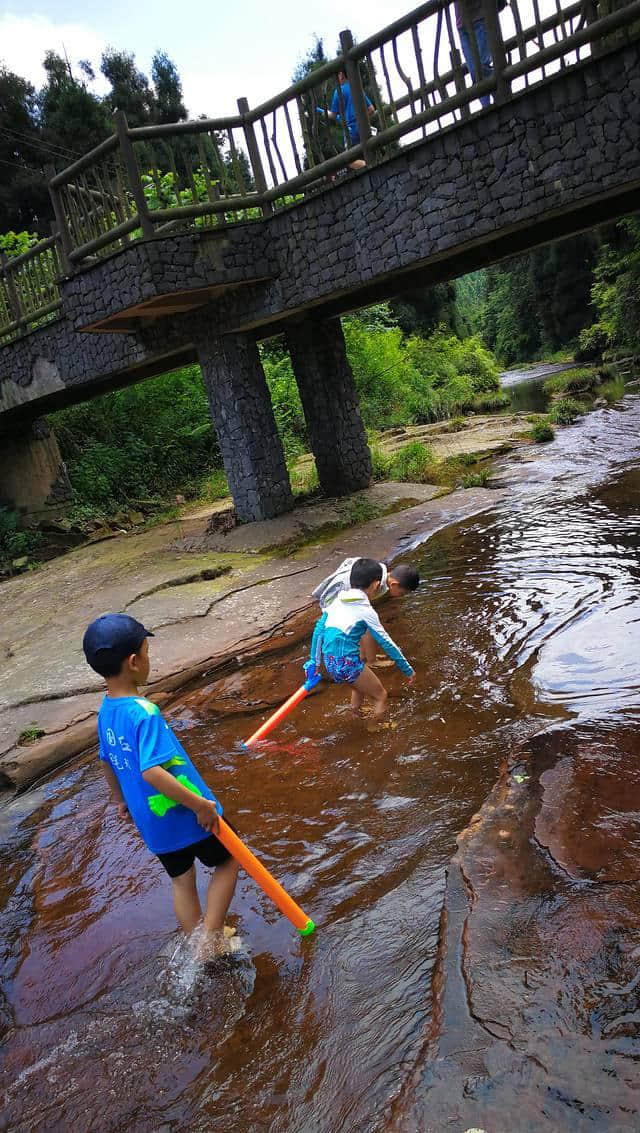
[157,832,231,879]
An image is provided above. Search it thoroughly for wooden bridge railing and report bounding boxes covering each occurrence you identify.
[2,0,640,343]
[0,237,63,344]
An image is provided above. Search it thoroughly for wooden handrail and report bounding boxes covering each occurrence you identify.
[0,0,636,336]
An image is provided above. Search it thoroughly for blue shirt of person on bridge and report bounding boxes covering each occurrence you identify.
[329,70,374,146]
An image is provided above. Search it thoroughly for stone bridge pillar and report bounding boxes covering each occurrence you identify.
[0,418,72,522]
[198,329,293,522]
[286,316,372,496]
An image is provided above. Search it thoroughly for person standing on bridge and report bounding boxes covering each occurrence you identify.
[455,0,494,109]
[327,69,376,170]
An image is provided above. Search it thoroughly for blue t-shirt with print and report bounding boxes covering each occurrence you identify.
[97,695,222,855]
[330,81,372,137]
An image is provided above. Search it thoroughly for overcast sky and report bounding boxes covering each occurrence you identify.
[0,1,410,117]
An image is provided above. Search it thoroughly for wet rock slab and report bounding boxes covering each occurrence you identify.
[403,725,640,1131]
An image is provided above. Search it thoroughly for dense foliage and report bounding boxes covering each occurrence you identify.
[48,305,503,513]
[51,369,220,510]
[482,233,600,364]
[481,216,640,364]
[584,217,640,357]
[0,47,188,234]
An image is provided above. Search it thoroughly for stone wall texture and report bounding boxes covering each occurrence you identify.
[198,328,293,522]
[286,317,372,495]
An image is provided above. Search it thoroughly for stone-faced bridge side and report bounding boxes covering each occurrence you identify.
[1,41,639,521]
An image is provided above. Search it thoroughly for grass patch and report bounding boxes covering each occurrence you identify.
[198,468,230,503]
[530,421,555,443]
[439,416,468,434]
[543,367,601,397]
[548,398,586,425]
[387,442,436,482]
[18,724,45,745]
[461,469,491,488]
[0,508,42,573]
[289,460,320,497]
[472,391,511,413]
[342,495,380,526]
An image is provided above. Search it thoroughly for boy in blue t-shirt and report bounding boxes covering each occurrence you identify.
[83,613,238,948]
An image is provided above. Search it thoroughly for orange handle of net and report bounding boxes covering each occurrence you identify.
[215,816,315,936]
[242,684,309,748]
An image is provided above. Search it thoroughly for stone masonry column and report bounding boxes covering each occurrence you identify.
[197,328,293,522]
[286,316,372,496]
[0,418,72,522]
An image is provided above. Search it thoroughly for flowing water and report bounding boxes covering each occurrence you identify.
[2,394,640,1132]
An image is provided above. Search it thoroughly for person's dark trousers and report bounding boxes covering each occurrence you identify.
[460,17,493,108]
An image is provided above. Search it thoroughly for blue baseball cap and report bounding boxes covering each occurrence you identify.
[83,613,154,671]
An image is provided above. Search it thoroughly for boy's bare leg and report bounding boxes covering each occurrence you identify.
[352,665,388,720]
[203,857,239,934]
[171,866,202,934]
[351,685,364,716]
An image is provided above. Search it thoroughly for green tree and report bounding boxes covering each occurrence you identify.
[589,215,640,354]
[0,66,50,232]
[39,51,111,161]
[482,233,600,364]
[390,282,458,338]
[100,48,156,126]
[151,51,187,124]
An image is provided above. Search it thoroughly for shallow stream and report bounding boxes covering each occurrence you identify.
[1,393,640,1132]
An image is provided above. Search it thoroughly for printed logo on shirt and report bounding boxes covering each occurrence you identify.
[135,698,160,716]
[106,728,116,747]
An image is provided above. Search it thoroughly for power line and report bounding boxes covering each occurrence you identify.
[0,156,42,171]
[0,126,79,160]
[0,122,81,156]
[0,134,72,168]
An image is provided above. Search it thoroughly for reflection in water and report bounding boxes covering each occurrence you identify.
[1,398,639,1132]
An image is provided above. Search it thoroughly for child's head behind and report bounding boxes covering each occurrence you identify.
[388,563,420,598]
[83,613,153,687]
[350,558,384,595]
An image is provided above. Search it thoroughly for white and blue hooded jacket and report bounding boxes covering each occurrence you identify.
[312,557,389,611]
[310,588,414,677]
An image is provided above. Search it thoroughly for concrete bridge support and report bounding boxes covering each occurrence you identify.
[286,316,372,496]
[0,419,72,522]
[198,329,293,522]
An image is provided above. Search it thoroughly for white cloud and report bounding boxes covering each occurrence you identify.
[0,13,109,93]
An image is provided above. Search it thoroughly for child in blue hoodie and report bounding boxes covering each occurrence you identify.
[310,558,415,722]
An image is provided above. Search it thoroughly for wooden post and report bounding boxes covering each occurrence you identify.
[113,110,155,238]
[237,97,273,217]
[0,251,24,331]
[450,46,470,119]
[46,165,74,275]
[481,0,508,103]
[339,29,373,164]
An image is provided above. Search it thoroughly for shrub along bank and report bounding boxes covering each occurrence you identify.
[47,310,505,519]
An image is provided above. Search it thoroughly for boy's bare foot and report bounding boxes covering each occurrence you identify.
[200,928,241,960]
[366,719,384,733]
[351,706,364,718]
[365,718,396,733]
